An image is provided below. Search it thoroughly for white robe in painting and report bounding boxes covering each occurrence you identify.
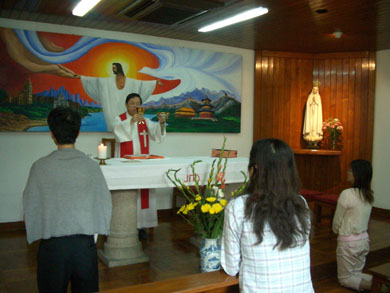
[80,76,157,131]
[113,112,166,229]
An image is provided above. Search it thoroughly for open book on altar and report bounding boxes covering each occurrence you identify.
[123,154,165,160]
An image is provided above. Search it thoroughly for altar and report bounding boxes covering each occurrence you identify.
[99,156,249,267]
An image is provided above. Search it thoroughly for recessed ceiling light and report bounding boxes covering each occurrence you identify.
[315,8,328,14]
[72,0,102,17]
[198,7,268,33]
[333,30,343,38]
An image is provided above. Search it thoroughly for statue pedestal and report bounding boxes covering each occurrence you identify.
[304,139,321,149]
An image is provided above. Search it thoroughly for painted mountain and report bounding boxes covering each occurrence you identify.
[144,88,241,133]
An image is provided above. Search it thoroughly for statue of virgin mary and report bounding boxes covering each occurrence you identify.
[303,81,323,148]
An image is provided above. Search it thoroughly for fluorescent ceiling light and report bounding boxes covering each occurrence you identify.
[72,0,102,17]
[199,7,268,32]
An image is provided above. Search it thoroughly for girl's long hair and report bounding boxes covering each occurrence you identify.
[350,159,374,204]
[244,139,310,250]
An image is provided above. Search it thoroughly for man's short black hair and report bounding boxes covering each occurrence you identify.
[47,107,81,144]
[125,93,142,104]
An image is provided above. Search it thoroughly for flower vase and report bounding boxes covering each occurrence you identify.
[329,134,340,150]
[330,138,337,150]
[200,238,221,272]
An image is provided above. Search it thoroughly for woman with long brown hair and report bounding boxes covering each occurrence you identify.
[221,139,313,292]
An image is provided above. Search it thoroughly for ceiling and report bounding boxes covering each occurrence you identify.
[1,0,389,53]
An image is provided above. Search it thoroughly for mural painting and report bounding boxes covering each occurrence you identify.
[0,27,242,133]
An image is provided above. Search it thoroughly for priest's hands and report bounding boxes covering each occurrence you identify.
[131,114,144,124]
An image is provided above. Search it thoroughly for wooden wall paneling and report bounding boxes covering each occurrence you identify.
[367,52,376,160]
[261,55,269,138]
[253,54,262,140]
[277,57,285,140]
[362,56,370,159]
[284,57,292,143]
[330,59,337,118]
[316,52,370,59]
[340,58,350,187]
[347,57,356,172]
[341,58,349,146]
[268,56,275,138]
[289,58,298,146]
[353,58,362,160]
[323,59,331,131]
[282,57,292,144]
[264,56,273,138]
[336,58,344,122]
[295,58,302,148]
[360,57,369,159]
[292,58,311,148]
[273,57,281,139]
[254,50,375,194]
[334,59,344,189]
[262,55,270,138]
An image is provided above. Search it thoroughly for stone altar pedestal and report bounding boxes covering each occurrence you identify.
[98,190,149,267]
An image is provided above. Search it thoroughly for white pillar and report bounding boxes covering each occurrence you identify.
[98,190,149,267]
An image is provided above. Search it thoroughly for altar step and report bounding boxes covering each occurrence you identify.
[0,213,389,292]
[102,270,239,293]
[100,245,390,293]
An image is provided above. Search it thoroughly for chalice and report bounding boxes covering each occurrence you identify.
[157,112,170,123]
[136,106,145,115]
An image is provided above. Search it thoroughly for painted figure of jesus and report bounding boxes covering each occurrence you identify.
[79,63,161,131]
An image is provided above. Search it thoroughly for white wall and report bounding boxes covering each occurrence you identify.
[372,50,390,209]
[0,18,254,222]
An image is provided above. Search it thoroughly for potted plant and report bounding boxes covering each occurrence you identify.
[166,137,248,272]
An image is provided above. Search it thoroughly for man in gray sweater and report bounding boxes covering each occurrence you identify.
[23,107,112,293]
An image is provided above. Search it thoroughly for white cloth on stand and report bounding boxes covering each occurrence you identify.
[100,157,249,190]
[80,76,156,131]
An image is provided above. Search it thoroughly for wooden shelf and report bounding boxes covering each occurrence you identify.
[293,149,341,156]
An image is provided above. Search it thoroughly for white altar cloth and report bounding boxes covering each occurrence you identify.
[97,156,249,267]
[101,156,249,190]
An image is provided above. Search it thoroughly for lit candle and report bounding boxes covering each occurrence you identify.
[98,143,107,159]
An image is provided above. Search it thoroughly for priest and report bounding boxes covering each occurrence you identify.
[80,63,159,131]
[112,93,167,233]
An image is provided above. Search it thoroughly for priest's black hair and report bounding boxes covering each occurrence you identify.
[126,93,142,105]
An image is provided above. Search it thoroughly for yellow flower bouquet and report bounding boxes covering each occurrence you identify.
[166,138,248,239]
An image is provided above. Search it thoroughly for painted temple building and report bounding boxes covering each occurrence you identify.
[197,96,214,119]
[174,107,196,118]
